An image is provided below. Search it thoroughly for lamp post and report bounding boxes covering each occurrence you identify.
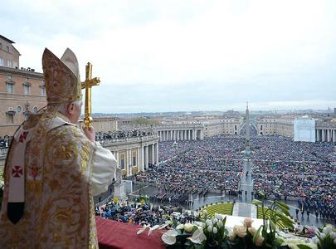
[172,140,178,156]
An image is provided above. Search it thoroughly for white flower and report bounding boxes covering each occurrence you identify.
[312,236,318,244]
[213,218,218,224]
[184,223,194,233]
[217,220,223,228]
[334,238,336,245]
[215,213,224,220]
[206,219,212,226]
[188,228,207,244]
[319,232,326,239]
[330,231,336,239]
[148,225,160,236]
[176,224,184,230]
[213,227,218,234]
[137,225,150,235]
[161,230,178,245]
[207,225,213,233]
[323,224,333,234]
[194,221,205,228]
[158,221,171,230]
[228,230,236,240]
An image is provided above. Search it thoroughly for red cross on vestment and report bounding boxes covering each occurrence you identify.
[12,166,23,178]
[19,131,29,143]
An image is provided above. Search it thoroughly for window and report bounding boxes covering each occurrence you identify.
[23,81,31,95]
[120,154,125,169]
[24,112,30,121]
[7,115,14,124]
[40,84,46,96]
[0,57,3,66]
[6,83,14,93]
[6,108,16,123]
[33,106,38,113]
[132,151,137,166]
[6,46,9,52]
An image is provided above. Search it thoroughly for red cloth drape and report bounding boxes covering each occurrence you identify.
[96,217,165,249]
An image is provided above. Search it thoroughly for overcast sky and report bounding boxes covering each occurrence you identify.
[1,0,335,113]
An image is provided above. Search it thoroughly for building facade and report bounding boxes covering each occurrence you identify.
[156,124,204,141]
[0,35,46,138]
[98,135,159,177]
[256,116,294,138]
[315,120,336,143]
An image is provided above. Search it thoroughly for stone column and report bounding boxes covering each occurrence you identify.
[138,147,142,171]
[156,142,159,164]
[126,149,130,176]
[151,144,155,165]
[146,146,149,170]
[143,146,147,170]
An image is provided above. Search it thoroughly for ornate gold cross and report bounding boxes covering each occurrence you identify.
[81,62,100,128]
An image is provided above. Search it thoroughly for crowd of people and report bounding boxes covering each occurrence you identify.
[95,129,154,141]
[135,135,335,219]
[96,200,195,226]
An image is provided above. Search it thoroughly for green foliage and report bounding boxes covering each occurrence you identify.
[316,224,336,249]
[201,203,233,218]
[253,198,294,231]
[252,192,294,249]
[297,245,314,249]
[131,117,159,126]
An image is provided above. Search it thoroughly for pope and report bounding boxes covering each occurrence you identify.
[0,48,119,249]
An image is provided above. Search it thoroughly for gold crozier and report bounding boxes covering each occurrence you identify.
[81,62,100,128]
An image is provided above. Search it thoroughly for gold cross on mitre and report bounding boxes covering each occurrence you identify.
[81,62,100,128]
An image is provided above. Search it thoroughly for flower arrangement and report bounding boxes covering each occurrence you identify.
[139,196,332,249]
[312,224,336,249]
[159,196,298,249]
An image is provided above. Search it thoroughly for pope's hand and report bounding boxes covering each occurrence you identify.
[83,126,96,142]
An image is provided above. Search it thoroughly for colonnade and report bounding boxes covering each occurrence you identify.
[315,128,336,142]
[157,129,203,141]
[104,135,159,177]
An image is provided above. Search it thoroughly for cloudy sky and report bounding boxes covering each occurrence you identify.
[1,0,335,113]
